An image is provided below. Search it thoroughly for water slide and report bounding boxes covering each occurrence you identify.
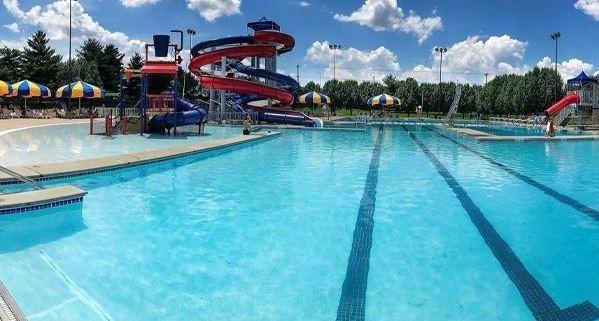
[544,93,580,126]
[189,30,320,127]
[147,97,208,133]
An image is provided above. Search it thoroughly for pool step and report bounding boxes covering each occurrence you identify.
[0,185,87,215]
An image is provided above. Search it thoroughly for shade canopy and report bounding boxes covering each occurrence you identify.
[56,81,104,99]
[0,80,12,96]
[298,91,331,105]
[11,80,51,98]
[567,71,598,85]
[367,93,400,106]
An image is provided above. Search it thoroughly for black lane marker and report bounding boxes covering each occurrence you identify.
[422,125,598,221]
[336,125,384,321]
[400,125,598,321]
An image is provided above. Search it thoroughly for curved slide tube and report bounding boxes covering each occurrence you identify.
[189,30,318,127]
[148,97,208,134]
[544,93,580,117]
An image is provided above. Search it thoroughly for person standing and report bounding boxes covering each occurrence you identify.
[243,115,253,135]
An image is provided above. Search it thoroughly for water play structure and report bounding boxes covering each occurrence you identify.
[544,71,598,127]
[189,17,321,127]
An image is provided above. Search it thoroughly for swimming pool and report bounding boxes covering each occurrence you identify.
[0,123,240,166]
[455,123,583,136]
[0,125,597,321]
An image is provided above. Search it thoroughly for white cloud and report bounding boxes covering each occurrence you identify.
[3,22,19,33]
[120,0,161,7]
[298,1,310,7]
[536,57,594,81]
[186,0,241,22]
[304,40,400,82]
[575,0,599,21]
[402,35,529,84]
[2,0,145,58]
[334,0,442,43]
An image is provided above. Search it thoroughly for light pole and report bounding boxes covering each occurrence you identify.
[329,44,342,80]
[67,0,78,116]
[296,64,300,84]
[434,47,447,112]
[551,32,561,102]
[183,28,196,99]
[484,73,489,85]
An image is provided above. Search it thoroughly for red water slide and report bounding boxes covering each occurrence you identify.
[188,31,295,106]
[544,93,580,117]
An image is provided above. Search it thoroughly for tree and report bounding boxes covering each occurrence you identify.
[101,44,124,92]
[127,52,145,70]
[301,81,321,94]
[77,39,104,65]
[57,59,103,87]
[22,31,62,87]
[0,47,23,83]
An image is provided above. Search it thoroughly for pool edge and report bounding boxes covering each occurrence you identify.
[0,281,28,321]
[0,132,280,186]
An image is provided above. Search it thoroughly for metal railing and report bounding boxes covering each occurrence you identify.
[0,165,43,189]
[444,86,463,126]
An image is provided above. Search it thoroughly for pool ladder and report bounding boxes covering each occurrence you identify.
[0,165,43,190]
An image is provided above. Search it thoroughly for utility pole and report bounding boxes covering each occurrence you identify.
[68,0,77,114]
[184,28,196,99]
[434,47,447,112]
[551,32,561,102]
[329,44,342,80]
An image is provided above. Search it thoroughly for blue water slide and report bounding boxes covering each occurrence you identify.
[148,97,208,134]
[191,36,254,57]
[227,60,299,94]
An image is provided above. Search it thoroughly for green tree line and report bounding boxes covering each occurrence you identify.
[298,69,564,115]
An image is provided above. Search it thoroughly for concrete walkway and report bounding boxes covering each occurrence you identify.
[0,118,89,133]
[0,131,279,185]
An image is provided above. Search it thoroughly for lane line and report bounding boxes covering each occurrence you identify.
[423,125,598,221]
[336,125,384,321]
[39,250,114,321]
[401,125,598,321]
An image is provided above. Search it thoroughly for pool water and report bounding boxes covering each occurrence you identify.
[455,123,582,136]
[0,125,596,321]
[0,123,240,166]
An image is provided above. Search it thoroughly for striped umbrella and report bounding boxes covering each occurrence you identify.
[11,80,51,98]
[298,91,331,105]
[0,80,12,96]
[367,93,400,106]
[56,81,104,99]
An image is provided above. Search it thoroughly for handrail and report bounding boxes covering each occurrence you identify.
[0,165,43,190]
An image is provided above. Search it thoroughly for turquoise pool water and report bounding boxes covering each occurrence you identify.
[0,125,596,321]
[0,123,240,166]
[455,123,582,136]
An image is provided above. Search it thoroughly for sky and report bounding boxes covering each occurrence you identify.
[1,0,599,85]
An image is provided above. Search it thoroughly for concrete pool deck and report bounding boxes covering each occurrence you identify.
[0,118,90,135]
[0,131,280,185]
[444,126,599,141]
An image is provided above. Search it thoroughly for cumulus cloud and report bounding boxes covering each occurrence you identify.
[304,40,400,82]
[298,1,310,7]
[186,0,241,22]
[2,0,145,58]
[402,35,529,83]
[120,0,161,7]
[536,57,594,81]
[3,22,19,33]
[334,0,442,43]
[574,0,599,21]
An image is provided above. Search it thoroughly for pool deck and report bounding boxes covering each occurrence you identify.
[445,126,599,141]
[0,131,279,185]
[0,118,90,135]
